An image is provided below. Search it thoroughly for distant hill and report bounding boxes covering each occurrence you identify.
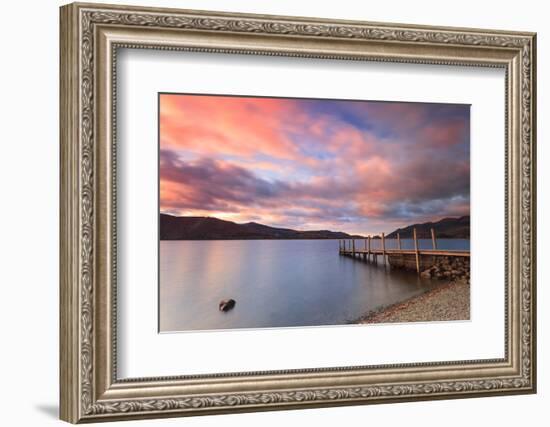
[160,214,365,240]
[386,216,470,239]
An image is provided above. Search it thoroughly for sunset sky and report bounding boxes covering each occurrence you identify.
[159,94,470,235]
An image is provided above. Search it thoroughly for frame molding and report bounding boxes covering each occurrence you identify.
[60,2,536,423]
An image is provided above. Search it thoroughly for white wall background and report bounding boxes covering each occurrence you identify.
[0,0,545,426]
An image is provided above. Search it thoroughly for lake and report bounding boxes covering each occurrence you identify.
[159,239,470,332]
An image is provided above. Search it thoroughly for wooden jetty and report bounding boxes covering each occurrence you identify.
[338,228,469,274]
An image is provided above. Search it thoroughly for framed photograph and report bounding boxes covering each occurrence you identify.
[60,2,537,423]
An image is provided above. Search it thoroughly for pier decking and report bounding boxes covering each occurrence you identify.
[338,228,469,274]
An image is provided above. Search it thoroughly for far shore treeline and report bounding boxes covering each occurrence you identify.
[159,214,470,241]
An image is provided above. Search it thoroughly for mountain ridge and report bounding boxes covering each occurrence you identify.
[160,214,470,240]
[386,215,470,239]
[160,214,365,240]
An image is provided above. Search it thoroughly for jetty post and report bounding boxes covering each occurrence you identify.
[413,227,420,273]
[368,235,371,262]
[397,232,401,250]
[352,239,356,257]
[431,228,437,250]
[382,232,386,267]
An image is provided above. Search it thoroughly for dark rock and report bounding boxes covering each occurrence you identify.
[219,299,236,312]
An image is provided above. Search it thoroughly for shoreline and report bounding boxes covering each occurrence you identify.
[353,279,470,324]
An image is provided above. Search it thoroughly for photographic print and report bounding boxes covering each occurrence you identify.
[159,93,471,332]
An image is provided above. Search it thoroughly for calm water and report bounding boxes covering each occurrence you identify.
[159,239,469,332]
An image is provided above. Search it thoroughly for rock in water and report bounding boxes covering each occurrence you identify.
[420,270,432,279]
[219,299,236,312]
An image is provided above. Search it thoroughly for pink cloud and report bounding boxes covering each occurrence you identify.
[420,120,468,148]
[160,94,308,161]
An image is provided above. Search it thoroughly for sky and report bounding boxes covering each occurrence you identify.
[159,93,470,235]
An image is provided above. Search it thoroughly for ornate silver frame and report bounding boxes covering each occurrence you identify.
[60,2,537,423]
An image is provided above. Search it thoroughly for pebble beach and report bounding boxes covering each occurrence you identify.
[357,280,470,324]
